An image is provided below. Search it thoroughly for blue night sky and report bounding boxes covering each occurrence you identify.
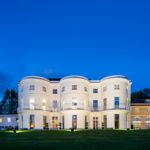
[0,0,150,95]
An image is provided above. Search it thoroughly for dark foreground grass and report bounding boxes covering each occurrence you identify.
[0,130,150,150]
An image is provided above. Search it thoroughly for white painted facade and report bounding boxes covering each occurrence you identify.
[0,114,18,130]
[18,75,131,130]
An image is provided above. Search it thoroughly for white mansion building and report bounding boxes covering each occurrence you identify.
[17,75,131,130]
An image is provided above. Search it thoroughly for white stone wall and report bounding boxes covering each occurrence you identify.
[18,75,131,130]
[0,114,18,129]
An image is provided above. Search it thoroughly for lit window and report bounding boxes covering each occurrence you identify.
[42,86,46,92]
[8,118,11,122]
[30,114,35,129]
[93,89,98,93]
[30,98,35,110]
[135,108,140,113]
[72,85,77,90]
[72,97,77,106]
[148,108,150,112]
[53,89,58,94]
[29,85,35,90]
[84,87,87,92]
[62,87,65,92]
[103,86,107,92]
[114,84,119,90]
[0,118,2,123]
[42,99,46,110]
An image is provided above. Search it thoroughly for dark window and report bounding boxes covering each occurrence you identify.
[53,100,57,108]
[29,85,35,90]
[93,89,98,93]
[103,98,107,110]
[84,87,87,92]
[53,89,58,94]
[114,84,119,90]
[93,100,98,111]
[115,114,119,129]
[42,86,46,92]
[72,85,77,90]
[62,87,65,92]
[114,97,119,109]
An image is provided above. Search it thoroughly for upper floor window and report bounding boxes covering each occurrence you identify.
[72,97,77,106]
[30,98,35,110]
[62,87,65,92]
[103,98,107,110]
[84,87,87,92]
[8,118,11,122]
[42,86,46,92]
[53,89,58,94]
[42,99,46,110]
[21,87,23,92]
[53,100,57,108]
[103,86,107,92]
[135,108,140,113]
[29,85,35,90]
[93,88,98,93]
[114,84,119,90]
[148,108,150,112]
[93,100,98,109]
[72,85,77,90]
[114,97,119,109]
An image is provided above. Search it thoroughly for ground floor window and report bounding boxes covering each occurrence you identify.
[133,122,141,129]
[93,117,98,129]
[30,114,35,129]
[145,122,150,129]
[85,116,88,129]
[103,115,107,129]
[62,116,64,129]
[133,117,141,129]
[52,116,58,129]
[43,116,47,129]
[115,114,119,129]
[21,115,23,128]
[72,115,77,129]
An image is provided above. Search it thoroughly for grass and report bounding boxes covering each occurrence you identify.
[0,130,150,150]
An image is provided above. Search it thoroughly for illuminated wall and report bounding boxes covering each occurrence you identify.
[18,75,131,130]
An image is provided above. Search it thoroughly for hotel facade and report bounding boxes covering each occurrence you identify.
[17,75,131,130]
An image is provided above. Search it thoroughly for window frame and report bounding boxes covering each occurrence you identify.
[53,89,58,94]
[93,88,98,93]
[72,85,77,90]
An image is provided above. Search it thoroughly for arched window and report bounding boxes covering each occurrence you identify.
[133,117,141,121]
[146,117,150,121]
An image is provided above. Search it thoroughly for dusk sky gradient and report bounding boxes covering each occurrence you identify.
[0,0,150,96]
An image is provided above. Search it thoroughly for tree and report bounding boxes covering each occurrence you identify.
[131,89,150,101]
[0,89,18,114]
[10,89,18,114]
[1,89,11,114]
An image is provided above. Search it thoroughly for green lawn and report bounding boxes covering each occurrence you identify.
[0,130,150,150]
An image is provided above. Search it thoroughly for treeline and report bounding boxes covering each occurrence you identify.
[0,89,18,114]
[131,88,150,101]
